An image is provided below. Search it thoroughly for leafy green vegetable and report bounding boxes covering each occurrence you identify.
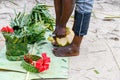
[26,22,46,44]
[29,4,55,31]
[10,4,55,44]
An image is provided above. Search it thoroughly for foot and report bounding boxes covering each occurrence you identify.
[53,26,66,38]
[53,44,79,57]
[52,26,66,46]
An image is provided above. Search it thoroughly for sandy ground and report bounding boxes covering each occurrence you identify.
[0,0,120,80]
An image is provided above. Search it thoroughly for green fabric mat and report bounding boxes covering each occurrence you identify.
[0,32,69,80]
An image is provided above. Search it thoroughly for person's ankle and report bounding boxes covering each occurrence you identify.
[70,43,80,51]
[58,24,66,28]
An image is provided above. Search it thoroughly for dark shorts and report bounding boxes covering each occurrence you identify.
[73,0,94,36]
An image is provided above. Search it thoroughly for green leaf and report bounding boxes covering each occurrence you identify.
[94,69,100,74]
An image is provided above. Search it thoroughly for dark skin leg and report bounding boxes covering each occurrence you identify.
[54,0,62,27]
[53,0,75,46]
[53,0,75,38]
[53,0,62,46]
[52,0,84,57]
[53,36,83,57]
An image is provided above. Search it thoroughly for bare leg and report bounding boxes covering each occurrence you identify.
[53,0,62,46]
[53,0,75,46]
[54,0,75,38]
[54,0,62,27]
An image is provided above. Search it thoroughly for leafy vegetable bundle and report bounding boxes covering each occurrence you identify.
[29,4,55,31]
[10,4,55,44]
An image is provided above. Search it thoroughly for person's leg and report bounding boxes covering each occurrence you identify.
[53,0,94,57]
[54,0,62,28]
[53,0,75,46]
[53,0,62,46]
[53,0,75,38]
